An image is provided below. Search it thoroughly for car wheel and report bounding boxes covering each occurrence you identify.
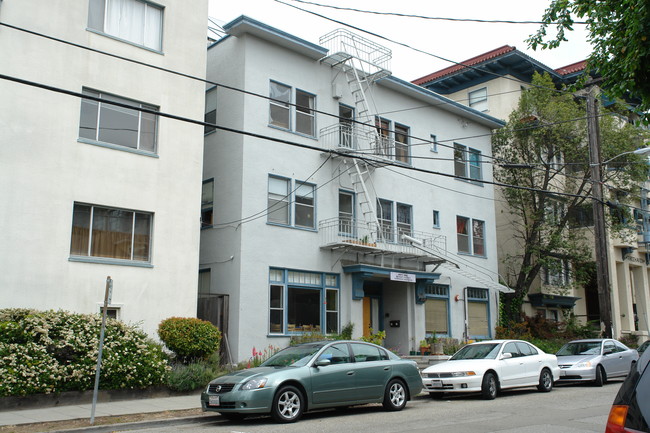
[481,372,498,400]
[537,368,553,392]
[594,365,605,387]
[382,379,407,411]
[220,412,246,421]
[271,385,304,423]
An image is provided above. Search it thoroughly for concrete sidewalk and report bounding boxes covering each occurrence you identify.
[0,393,202,427]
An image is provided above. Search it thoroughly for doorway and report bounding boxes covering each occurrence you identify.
[362,281,383,337]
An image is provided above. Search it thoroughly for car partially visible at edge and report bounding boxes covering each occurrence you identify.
[605,347,650,432]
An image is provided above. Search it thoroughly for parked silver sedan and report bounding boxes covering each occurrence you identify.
[556,339,638,386]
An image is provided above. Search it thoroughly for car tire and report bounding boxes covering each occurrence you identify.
[271,385,304,423]
[382,379,407,411]
[537,368,553,392]
[481,372,498,400]
[220,412,246,421]
[594,365,606,387]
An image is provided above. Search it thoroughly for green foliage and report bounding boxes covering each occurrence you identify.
[0,308,169,397]
[359,329,386,346]
[332,322,355,340]
[158,317,221,362]
[166,361,221,392]
[289,331,326,346]
[618,333,639,349]
[437,338,463,355]
[527,0,650,121]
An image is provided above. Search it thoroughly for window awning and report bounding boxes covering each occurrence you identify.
[528,293,580,308]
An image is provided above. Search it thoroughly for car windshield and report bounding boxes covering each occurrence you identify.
[450,343,500,360]
[261,344,324,367]
[557,341,601,356]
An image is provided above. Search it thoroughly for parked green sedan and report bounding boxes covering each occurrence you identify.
[201,340,422,423]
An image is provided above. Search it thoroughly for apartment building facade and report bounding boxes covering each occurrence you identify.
[413,46,650,343]
[200,16,508,362]
[0,0,208,338]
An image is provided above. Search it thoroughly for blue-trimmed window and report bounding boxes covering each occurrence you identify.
[267,176,316,229]
[432,210,440,229]
[79,88,158,155]
[377,199,412,242]
[454,143,482,182]
[88,0,163,52]
[269,81,316,137]
[424,284,449,336]
[269,269,339,335]
[430,134,438,152]
[338,190,355,236]
[467,287,490,339]
[456,216,485,256]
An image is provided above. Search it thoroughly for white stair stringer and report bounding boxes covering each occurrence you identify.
[435,261,513,293]
[344,158,381,243]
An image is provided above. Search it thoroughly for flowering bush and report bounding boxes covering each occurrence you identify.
[0,308,169,397]
[157,317,221,362]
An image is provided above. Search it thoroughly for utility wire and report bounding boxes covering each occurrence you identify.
[284,0,588,25]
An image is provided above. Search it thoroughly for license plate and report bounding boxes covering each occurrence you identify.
[209,395,220,406]
[431,380,443,389]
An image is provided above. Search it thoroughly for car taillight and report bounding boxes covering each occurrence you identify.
[605,405,629,433]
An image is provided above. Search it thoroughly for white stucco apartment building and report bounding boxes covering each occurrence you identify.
[200,16,509,362]
[0,0,207,338]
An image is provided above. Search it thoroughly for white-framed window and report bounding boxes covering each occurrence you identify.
[454,143,482,181]
[87,0,163,51]
[267,176,316,229]
[377,199,412,242]
[467,287,490,339]
[269,268,339,335]
[456,216,485,256]
[204,87,217,134]
[269,81,316,137]
[79,88,158,154]
[430,134,438,152]
[201,179,214,228]
[425,284,449,335]
[70,203,152,262]
[338,190,354,235]
[432,210,440,228]
[374,117,410,163]
[543,259,571,286]
[468,87,488,112]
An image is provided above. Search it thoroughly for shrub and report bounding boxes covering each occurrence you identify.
[619,333,639,349]
[167,362,221,392]
[0,308,169,397]
[359,329,386,346]
[158,317,221,362]
[289,331,325,346]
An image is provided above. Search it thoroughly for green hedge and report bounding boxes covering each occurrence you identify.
[158,317,221,362]
[0,309,169,397]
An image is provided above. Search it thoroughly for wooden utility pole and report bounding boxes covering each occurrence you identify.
[586,86,613,338]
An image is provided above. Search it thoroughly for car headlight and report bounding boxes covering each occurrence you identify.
[574,361,592,368]
[451,371,476,377]
[241,377,268,390]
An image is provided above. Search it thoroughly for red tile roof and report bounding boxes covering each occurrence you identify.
[555,60,587,75]
[412,45,516,85]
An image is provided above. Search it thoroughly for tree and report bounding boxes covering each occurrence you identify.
[527,0,650,121]
[493,72,649,325]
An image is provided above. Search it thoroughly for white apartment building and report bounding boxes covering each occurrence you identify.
[0,0,207,338]
[200,16,508,362]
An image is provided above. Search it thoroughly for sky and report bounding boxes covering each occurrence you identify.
[207,0,592,82]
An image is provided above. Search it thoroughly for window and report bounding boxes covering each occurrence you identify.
[543,259,570,286]
[544,199,566,225]
[432,210,440,228]
[456,216,485,256]
[468,87,488,112]
[350,343,386,362]
[375,117,391,157]
[454,143,482,181]
[79,89,158,153]
[377,199,393,242]
[267,176,316,229]
[568,204,594,228]
[70,203,152,262]
[377,199,413,242]
[88,0,163,51]
[394,124,410,163]
[467,288,489,339]
[204,87,217,134]
[100,306,120,320]
[198,269,210,294]
[269,269,339,334]
[396,203,412,238]
[201,179,214,228]
[430,134,438,153]
[425,284,449,335]
[339,190,354,235]
[317,343,351,364]
[269,81,316,136]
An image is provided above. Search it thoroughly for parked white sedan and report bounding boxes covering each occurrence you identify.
[421,340,560,399]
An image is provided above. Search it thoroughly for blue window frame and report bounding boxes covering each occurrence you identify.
[269,268,339,335]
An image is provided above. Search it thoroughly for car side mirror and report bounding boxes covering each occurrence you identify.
[603,349,614,355]
[500,352,513,360]
[314,358,331,367]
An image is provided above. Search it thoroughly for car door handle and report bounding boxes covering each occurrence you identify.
[383,367,390,371]
[347,371,355,376]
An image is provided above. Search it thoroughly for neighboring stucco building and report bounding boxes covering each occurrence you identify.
[0,0,208,338]
[413,46,650,343]
[200,17,509,362]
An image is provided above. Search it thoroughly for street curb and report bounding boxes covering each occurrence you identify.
[49,414,222,433]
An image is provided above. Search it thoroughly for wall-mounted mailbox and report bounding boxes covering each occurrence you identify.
[389,320,400,328]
